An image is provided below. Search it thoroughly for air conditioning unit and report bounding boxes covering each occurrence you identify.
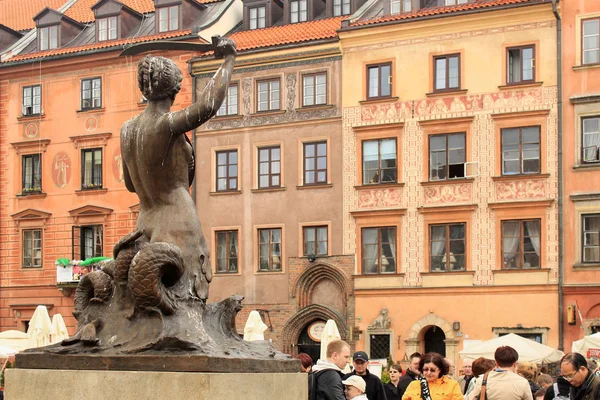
[464,161,480,178]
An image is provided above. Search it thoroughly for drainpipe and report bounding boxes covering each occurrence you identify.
[191,68,197,205]
[552,0,564,351]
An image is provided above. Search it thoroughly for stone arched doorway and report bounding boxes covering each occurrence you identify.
[405,314,457,361]
[298,321,325,364]
[424,326,446,356]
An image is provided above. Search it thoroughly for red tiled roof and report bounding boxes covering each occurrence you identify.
[65,0,156,23]
[349,0,550,27]
[0,0,66,31]
[229,17,345,52]
[3,29,194,63]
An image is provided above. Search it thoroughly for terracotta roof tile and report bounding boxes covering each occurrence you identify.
[229,17,345,52]
[0,0,66,31]
[3,29,194,63]
[349,0,550,27]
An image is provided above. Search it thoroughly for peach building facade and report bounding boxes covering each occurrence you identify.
[338,0,560,365]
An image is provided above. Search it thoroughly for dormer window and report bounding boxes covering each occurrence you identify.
[249,6,266,30]
[390,0,411,13]
[290,0,308,23]
[158,5,180,32]
[39,25,58,51]
[445,0,468,4]
[98,16,117,41]
[333,0,351,16]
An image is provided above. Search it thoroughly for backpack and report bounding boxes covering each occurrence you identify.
[308,370,334,400]
[553,382,569,400]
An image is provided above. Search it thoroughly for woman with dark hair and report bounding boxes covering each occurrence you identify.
[296,353,313,372]
[464,357,496,400]
[385,363,404,400]
[402,352,463,400]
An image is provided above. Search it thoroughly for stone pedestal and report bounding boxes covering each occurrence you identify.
[6,369,308,400]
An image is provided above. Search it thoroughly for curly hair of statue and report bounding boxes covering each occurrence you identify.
[137,55,183,101]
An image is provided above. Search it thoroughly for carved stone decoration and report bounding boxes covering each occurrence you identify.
[19,38,298,372]
[242,77,252,117]
[496,180,546,200]
[361,101,412,121]
[286,72,297,113]
[368,308,391,331]
[424,184,472,204]
[358,188,402,208]
[52,152,71,188]
[24,123,38,138]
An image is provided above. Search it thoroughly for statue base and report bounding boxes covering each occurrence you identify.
[6,368,308,400]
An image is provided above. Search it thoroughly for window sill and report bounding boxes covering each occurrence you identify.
[212,114,243,121]
[77,107,105,114]
[17,192,47,199]
[17,113,45,122]
[573,163,600,171]
[573,263,600,271]
[421,270,474,275]
[21,266,43,270]
[209,190,242,196]
[573,63,600,71]
[493,267,550,273]
[213,271,242,276]
[251,110,285,117]
[498,81,543,90]
[420,178,474,186]
[354,182,405,190]
[425,89,468,98]
[353,272,404,277]
[296,104,334,113]
[75,188,108,195]
[255,270,284,275]
[359,96,399,105]
[251,187,286,193]
[491,173,549,181]
[297,183,332,190]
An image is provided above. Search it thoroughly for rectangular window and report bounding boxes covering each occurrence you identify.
[39,25,58,51]
[217,84,239,116]
[158,5,179,32]
[304,141,327,185]
[429,133,466,181]
[583,214,600,263]
[434,54,460,91]
[258,146,281,188]
[249,6,266,30]
[370,334,391,359]
[363,138,397,184]
[362,227,396,274]
[22,154,42,193]
[502,219,541,269]
[216,230,238,273]
[333,0,351,16]
[81,77,102,110]
[98,16,117,41]
[22,85,41,116]
[367,63,392,99]
[507,45,535,84]
[303,73,327,107]
[582,116,600,163]
[501,126,540,175]
[82,148,103,189]
[80,225,103,260]
[445,0,468,4]
[258,228,282,271]
[216,150,238,191]
[304,226,328,256]
[430,223,466,272]
[390,0,411,13]
[257,79,280,112]
[22,229,42,268]
[583,18,600,65]
[291,0,308,23]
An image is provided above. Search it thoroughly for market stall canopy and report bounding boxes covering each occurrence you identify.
[26,305,52,348]
[243,310,268,341]
[50,314,69,344]
[0,330,30,352]
[459,333,564,363]
[572,332,600,358]
[320,319,341,362]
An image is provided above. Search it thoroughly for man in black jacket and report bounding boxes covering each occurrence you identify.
[310,340,351,400]
[343,351,388,400]
[560,352,600,400]
[398,352,421,399]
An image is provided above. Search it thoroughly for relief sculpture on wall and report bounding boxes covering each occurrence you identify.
[496,180,546,200]
[424,184,472,204]
[358,188,403,209]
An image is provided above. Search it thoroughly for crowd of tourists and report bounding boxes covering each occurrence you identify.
[300,339,600,400]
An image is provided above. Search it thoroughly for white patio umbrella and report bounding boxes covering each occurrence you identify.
[572,332,600,356]
[50,314,69,344]
[0,345,18,359]
[459,333,564,363]
[26,305,52,347]
[320,319,341,361]
[243,310,268,341]
[0,330,31,351]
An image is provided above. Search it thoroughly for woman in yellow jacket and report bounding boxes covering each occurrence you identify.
[402,353,463,400]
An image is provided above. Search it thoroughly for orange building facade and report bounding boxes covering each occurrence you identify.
[561,0,600,352]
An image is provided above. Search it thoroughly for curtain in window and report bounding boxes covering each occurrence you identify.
[362,229,378,273]
[526,221,540,257]
[583,118,600,161]
[430,226,446,270]
[502,222,521,268]
[385,228,396,273]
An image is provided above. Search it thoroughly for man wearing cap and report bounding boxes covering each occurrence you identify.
[343,375,369,400]
[343,351,388,400]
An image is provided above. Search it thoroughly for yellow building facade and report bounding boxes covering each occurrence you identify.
[338,0,560,366]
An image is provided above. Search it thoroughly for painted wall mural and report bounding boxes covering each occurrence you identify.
[357,188,403,208]
[496,179,546,200]
[423,184,472,204]
[52,152,71,188]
